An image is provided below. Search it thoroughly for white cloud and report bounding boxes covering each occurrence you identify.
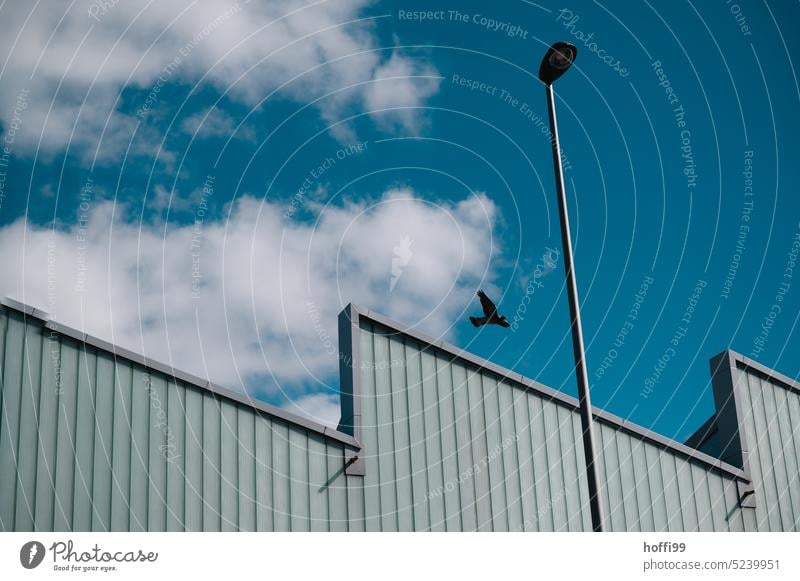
[0,1,440,160]
[146,183,206,215]
[181,106,255,140]
[364,52,441,134]
[283,393,341,429]
[0,186,498,422]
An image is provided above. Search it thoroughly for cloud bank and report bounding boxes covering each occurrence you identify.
[0,0,441,160]
[0,186,498,427]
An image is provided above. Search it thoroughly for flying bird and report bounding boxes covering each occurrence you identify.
[470,290,510,328]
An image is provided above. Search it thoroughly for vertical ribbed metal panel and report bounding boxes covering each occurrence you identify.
[357,320,589,531]
[0,309,349,532]
[356,319,770,532]
[3,305,799,532]
[13,311,41,531]
[595,419,745,532]
[0,309,23,530]
[741,369,800,531]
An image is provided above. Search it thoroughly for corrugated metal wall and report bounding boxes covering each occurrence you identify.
[737,369,800,531]
[357,319,753,531]
[594,421,746,532]
[1,302,798,531]
[0,307,360,532]
[357,319,592,531]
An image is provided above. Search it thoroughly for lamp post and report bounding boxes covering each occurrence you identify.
[539,41,606,532]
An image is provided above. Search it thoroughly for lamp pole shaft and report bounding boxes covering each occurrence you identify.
[545,83,606,532]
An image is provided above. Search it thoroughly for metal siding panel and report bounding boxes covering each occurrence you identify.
[146,374,168,531]
[0,309,5,384]
[453,362,478,531]
[360,324,381,531]
[708,474,730,532]
[748,374,780,531]
[0,309,5,394]
[165,381,186,531]
[308,433,328,531]
[594,421,613,531]
[644,441,668,531]
[0,310,7,531]
[15,320,44,531]
[736,369,761,531]
[542,401,569,531]
[219,399,238,531]
[272,422,290,531]
[90,351,114,531]
[255,417,273,531]
[599,424,625,531]
[128,367,150,531]
[469,368,493,531]
[498,381,523,532]
[659,449,682,531]
[675,457,698,531]
[0,312,24,530]
[183,387,204,532]
[0,310,5,531]
[615,430,639,531]
[630,438,654,531]
[345,476,366,532]
[690,464,714,531]
[53,338,79,531]
[571,411,592,531]
[761,378,795,529]
[706,473,730,532]
[201,394,221,531]
[557,404,581,532]
[389,335,413,531]
[237,406,256,532]
[72,346,96,531]
[373,329,397,531]
[782,385,800,531]
[436,355,461,531]
[706,472,727,531]
[513,389,538,532]
[774,385,800,531]
[722,477,745,531]
[288,428,309,532]
[711,476,736,533]
[529,395,551,531]
[404,339,430,531]
[483,374,507,531]
[12,305,796,534]
[326,441,348,532]
[346,474,365,531]
[109,360,132,531]
[421,349,445,531]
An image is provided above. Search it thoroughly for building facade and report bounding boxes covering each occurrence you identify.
[0,298,798,531]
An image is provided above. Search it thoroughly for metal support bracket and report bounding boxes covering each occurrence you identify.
[344,448,365,476]
[737,480,756,508]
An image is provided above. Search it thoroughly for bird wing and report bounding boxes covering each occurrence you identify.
[477,290,497,317]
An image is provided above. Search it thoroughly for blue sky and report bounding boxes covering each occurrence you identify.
[0,0,797,442]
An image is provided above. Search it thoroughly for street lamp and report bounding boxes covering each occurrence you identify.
[539,41,606,532]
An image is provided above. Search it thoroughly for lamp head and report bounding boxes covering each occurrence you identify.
[539,41,577,85]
